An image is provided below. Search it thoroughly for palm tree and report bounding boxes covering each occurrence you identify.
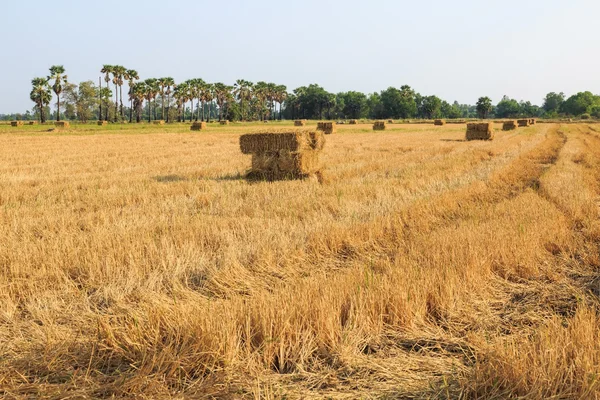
[124,69,139,123]
[30,77,52,123]
[476,96,493,119]
[202,84,214,122]
[234,79,253,121]
[164,77,175,123]
[143,79,158,121]
[254,81,268,121]
[157,77,168,121]
[213,82,228,121]
[112,65,126,121]
[48,65,68,121]
[173,82,188,122]
[100,65,113,121]
[275,85,288,120]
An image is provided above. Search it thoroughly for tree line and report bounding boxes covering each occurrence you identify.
[13,65,600,123]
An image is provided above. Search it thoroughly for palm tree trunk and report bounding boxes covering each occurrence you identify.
[57,95,61,122]
[167,92,170,123]
[162,92,165,121]
[120,85,124,119]
[202,101,205,122]
[148,99,151,123]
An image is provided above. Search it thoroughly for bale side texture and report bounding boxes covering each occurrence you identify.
[466,122,494,140]
[240,130,325,155]
[191,122,207,131]
[503,120,518,131]
[317,122,337,135]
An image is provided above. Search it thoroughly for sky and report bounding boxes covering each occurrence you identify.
[2,0,599,113]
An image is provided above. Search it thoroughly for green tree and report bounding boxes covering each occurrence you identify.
[63,81,99,123]
[561,92,600,116]
[164,77,175,123]
[100,65,114,121]
[340,91,367,119]
[542,92,565,116]
[495,95,521,118]
[234,79,253,121]
[476,96,493,119]
[124,69,139,123]
[30,77,52,123]
[48,65,68,121]
[421,95,442,119]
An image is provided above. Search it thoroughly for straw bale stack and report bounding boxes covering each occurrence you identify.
[11,121,24,127]
[373,121,386,131]
[191,121,207,131]
[517,119,530,127]
[466,122,494,140]
[434,119,446,126]
[503,120,518,131]
[316,121,336,135]
[55,121,70,128]
[294,120,307,127]
[239,129,325,181]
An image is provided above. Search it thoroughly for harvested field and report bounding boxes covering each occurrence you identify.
[0,122,599,398]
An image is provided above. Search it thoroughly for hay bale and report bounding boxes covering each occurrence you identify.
[153,120,165,125]
[97,121,108,126]
[348,119,358,125]
[220,120,229,125]
[316,121,337,135]
[294,120,307,127]
[466,122,494,141]
[191,121,207,131]
[434,119,446,126]
[529,118,537,125]
[28,121,38,125]
[239,130,325,181]
[55,121,70,128]
[10,121,23,127]
[387,119,394,124]
[517,119,530,127]
[373,121,386,131]
[502,120,518,131]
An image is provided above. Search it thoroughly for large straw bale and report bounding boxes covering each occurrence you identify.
[55,121,70,128]
[503,120,518,131]
[240,129,325,181]
[191,121,207,131]
[466,122,494,140]
[517,119,530,127]
[220,120,229,125]
[434,119,446,126]
[387,119,394,124]
[294,120,307,127]
[153,120,165,125]
[349,119,358,125]
[11,121,24,127]
[316,121,337,135]
[373,121,386,131]
[529,118,537,125]
[97,121,108,126]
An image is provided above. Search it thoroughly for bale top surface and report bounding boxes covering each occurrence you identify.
[240,129,325,154]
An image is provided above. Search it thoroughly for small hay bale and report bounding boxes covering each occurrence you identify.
[294,120,307,127]
[97,121,108,126]
[373,121,386,131]
[153,120,165,125]
[55,121,70,128]
[529,118,537,125]
[434,119,446,126]
[348,119,358,125]
[387,119,394,124]
[503,120,518,131]
[11,121,24,127]
[466,122,494,141]
[517,119,530,127]
[220,120,229,125]
[28,121,38,125]
[239,129,325,181]
[316,121,337,135]
[191,121,207,131]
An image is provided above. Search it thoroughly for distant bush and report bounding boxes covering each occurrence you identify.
[580,113,591,120]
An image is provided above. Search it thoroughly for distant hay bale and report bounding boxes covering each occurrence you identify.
[503,120,518,131]
[387,119,394,124]
[529,118,537,125]
[517,119,530,127]
[55,121,70,128]
[239,129,325,181]
[373,121,386,131]
[348,119,358,125]
[466,122,494,140]
[10,121,23,127]
[97,121,108,126]
[153,120,165,125]
[28,121,37,125]
[434,119,446,126]
[220,120,229,125]
[294,120,307,127]
[191,121,207,131]
[316,121,337,135]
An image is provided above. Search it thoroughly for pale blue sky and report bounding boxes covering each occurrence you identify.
[3,0,599,113]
